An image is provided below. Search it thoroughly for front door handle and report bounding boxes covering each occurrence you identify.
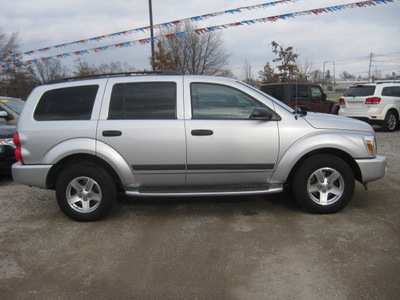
[102,130,122,137]
[191,129,213,136]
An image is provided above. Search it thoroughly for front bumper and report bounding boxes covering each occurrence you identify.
[355,155,387,184]
[12,162,52,188]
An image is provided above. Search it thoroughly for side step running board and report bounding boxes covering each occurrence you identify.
[125,184,283,197]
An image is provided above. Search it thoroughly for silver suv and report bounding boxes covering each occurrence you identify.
[339,82,400,131]
[12,73,387,221]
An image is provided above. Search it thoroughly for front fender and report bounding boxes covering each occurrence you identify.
[271,132,368,184]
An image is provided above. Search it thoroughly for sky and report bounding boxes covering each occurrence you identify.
[1,0,399,80]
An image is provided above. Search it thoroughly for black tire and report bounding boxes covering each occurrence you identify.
[56,164,116,221]
[292,154,355,214]
[382,111,398,132]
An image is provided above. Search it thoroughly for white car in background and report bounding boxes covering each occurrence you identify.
[339,82,400,132]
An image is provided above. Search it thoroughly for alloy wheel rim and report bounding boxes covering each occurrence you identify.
[387,114,396,131]
[66,176,102,213]
[307,167,344,206]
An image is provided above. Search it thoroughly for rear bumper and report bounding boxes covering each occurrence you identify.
[339,107,385,121]
[355,155,387,184]
[12,162,52,188]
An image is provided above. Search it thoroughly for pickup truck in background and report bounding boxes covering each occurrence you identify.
[260,83,339,114]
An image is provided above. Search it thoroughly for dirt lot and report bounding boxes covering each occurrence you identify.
[1,130,399,300]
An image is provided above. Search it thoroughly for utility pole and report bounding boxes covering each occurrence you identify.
[368,52,373,82]
[148,0,155,71]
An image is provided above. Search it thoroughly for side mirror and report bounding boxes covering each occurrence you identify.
[322,93,327,101]
[250,107,273,120]
[0,111,9,119]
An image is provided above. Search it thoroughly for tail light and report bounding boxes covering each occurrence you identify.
[339,98,345,105]
[365,97,381,105]
[13,132,24,164]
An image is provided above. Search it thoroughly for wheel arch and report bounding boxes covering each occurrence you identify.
[46,154,124,191]
[285,148,362,186]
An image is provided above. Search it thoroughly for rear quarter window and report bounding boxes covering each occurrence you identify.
[34,85,99,121]
[382,86,400,97]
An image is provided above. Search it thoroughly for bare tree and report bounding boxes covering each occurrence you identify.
[159,23,230,75]
[0,29,20,59]
[73,58,98,76]
[0,29,36,99]
[339,71,356,81]
[241,60,256,86]
[29,60,69,84]
[297,60,313,82]
[97,61,135,74]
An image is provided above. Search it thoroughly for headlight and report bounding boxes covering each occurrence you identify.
[364,136,376,157]
[0,138,16,149]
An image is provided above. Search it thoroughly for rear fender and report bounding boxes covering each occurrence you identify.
[42,138,136,187]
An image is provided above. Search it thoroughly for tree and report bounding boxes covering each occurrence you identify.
[259,41,300,83]
[0,29,36,99]
[339,71,356,81]
[151,41,180,72]
[0,29,20,59]
[159,23,230,75]
[73,58,98,76]
[241,60,256,86]
[258,62,279,84]
[29,60,69,84]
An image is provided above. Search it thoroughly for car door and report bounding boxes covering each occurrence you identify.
[184,79,280,186]
[97,76,186,187]
[310,86,326,113]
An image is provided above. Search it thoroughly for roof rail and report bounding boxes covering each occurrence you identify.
[46,70,182,84]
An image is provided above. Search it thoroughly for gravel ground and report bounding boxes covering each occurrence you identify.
[0,129,399,300]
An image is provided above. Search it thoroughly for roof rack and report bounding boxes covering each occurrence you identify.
[46,70,182,84]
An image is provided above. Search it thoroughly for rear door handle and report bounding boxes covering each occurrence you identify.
[102,130,122,137]
[191,129,213,136]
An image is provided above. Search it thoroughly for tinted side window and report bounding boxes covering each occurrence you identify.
[382,87,394,96]
[191,83,265,119]
[34,85,98,121]
[109,82,176,119]
[260,85,284,101]
[293,85,310,101]
[381,86,400,97]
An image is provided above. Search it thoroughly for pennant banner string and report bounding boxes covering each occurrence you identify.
[0,0,296,61]
[1,0,397,69]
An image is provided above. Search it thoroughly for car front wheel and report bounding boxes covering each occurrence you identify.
[292,154,355,214]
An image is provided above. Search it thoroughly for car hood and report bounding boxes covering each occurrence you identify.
[303,112,373,132]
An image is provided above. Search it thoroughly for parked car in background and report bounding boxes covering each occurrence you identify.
[260,83,339,114]
[0,122,16,176]
[339,82,400,132]
[0,96,25,125]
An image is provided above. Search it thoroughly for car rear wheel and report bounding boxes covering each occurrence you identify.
[56,164,116,221]
[292,154,355,214]
[382,111,398,132]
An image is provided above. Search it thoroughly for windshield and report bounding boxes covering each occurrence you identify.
[343,86,375,97]
[237,81,295,113]
[0,98,25,114]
